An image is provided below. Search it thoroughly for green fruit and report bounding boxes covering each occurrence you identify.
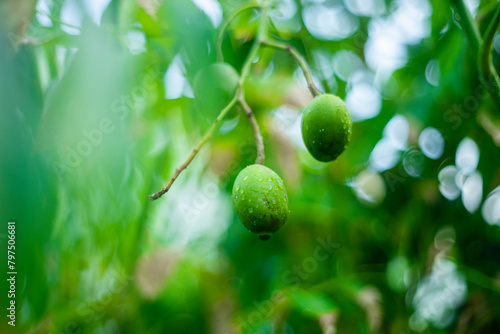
[232,164,289,241]
[193,63,239,119]
[301,94,352,162]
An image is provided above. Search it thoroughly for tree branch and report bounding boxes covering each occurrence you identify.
[149,96,238,200]
[150,8,269,201]
[260,39,322,97]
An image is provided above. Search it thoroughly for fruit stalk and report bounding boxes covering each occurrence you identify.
[260,39,322,97]
[234,7,267,165]
[238,93,265,165]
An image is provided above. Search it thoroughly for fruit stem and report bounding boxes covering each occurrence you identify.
[216,2,261,63]
[149,95,238,201]
[260,38,322,97]
[235,7,268,165]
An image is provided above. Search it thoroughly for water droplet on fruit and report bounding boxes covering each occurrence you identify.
[240,190,244,194]
[243,176,248,181]
[258,178,263,182]
[236,185,240,191]
[249,208,253,213]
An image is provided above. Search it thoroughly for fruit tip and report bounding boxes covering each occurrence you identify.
[258,234,271,241]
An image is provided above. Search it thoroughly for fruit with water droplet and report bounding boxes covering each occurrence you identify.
[193,63,239,119]
[301,94,352,162]
[232,165,289,241]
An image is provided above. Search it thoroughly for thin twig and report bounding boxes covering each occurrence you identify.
[216,3,261,62]
[260,39,322,97]
[149,96,238,200]
[238,93,265,164]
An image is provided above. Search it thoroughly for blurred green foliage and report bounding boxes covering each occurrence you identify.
[1,0,500,333]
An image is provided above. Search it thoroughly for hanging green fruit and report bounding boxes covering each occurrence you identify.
[301,94,352,162]
[232,164,289,241]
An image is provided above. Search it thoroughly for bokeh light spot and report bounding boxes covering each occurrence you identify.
[462,172,483,213]
[456,137,479,175]
[345,83,381,122]
[438,166,461,200]
[302,4,359,41]
[482,186,500,226]
[351,169,386,206]
[418,127,444,160]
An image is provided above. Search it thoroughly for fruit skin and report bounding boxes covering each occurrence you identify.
[232,165,288,241]
[193,63,239,119]
[301,94,352,162]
